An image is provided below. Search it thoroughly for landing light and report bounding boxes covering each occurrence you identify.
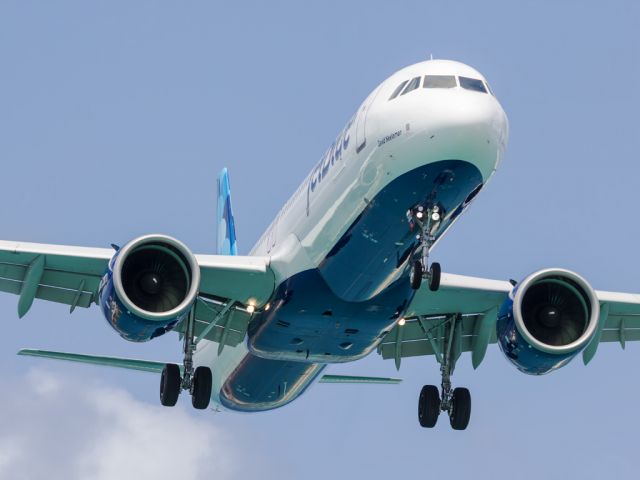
[246,304,256,314]
[416,211,424,219]
[398,318,406,326]
[431,212,440,222]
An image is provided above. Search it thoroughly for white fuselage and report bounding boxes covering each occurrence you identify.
[195,59,509,411]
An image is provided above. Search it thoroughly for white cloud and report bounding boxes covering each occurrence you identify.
[0,369,238,480]
[0,439,24,478]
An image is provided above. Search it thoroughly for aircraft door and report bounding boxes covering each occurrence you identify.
[355,86,382,154]
[355,103,367,153]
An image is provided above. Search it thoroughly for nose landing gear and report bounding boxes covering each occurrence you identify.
[408,206,441,291]
[417,314,472,430]
[159,307,213,410]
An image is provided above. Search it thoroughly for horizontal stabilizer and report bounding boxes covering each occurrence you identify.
[319,374,401,384]
[18,349,177,374]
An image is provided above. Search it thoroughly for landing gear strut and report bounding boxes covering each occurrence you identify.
[159,306,212,410]
[408,205,441,291]
[417,314,471,430]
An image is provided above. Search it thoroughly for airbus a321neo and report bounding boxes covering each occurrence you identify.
[2,60,636,430]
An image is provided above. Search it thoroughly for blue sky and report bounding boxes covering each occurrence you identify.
[1,1,639,478]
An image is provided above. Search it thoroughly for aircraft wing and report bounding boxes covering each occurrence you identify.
[378,272,640,369]
[0,240,275,348]
[0,240,113,317]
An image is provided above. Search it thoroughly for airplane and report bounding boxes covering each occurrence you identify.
[2,59,638,431]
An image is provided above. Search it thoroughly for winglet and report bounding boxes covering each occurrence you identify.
[217,168,238,255]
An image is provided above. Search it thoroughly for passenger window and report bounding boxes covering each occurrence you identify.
[389,80,409,100]
[423,75,457,88]
[401,76,421,95]
[459,76,487,93]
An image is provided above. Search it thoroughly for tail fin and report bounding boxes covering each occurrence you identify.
[216,168,238,255]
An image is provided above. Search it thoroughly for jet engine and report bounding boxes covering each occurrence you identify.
[497,269,599,375]
[98,234,200,342]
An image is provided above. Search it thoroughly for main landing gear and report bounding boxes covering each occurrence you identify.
[159,307,212,410]
[408,205,441,291]
[417,314,471,430]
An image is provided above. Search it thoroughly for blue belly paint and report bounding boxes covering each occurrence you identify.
[220,159,483,412]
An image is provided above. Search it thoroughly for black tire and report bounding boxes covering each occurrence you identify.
[449,387,471,430]
[429,262,441,291]
[410,261,423,290]
[160,363,181,407]
[191,366,213,410]
[418,385,440,428]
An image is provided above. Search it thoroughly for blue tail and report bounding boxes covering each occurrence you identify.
[216,168,238,255]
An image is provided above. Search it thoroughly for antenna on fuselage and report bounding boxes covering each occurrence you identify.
[430,53,434,60]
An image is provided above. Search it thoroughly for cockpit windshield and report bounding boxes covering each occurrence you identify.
[389,80,409,100]
[388,74,490,101]
[423,75,456,88]
[459,76,487,93]
[401,76,421,96]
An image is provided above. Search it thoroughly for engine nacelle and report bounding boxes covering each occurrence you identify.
[99,234,200,342]
[497,269,599,375]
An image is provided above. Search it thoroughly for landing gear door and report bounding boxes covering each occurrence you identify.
[355,86,382,154]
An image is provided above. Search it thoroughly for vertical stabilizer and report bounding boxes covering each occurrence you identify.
[217,168,238,255]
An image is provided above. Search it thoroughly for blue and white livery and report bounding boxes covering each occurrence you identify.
[3,60,640,430]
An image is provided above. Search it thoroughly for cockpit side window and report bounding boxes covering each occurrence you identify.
[389,80,409,100]
[423,75,457,88]
[401,76,421,96]
[459,76,488,93]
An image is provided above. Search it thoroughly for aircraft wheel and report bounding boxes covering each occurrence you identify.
[418,385,440,428]
[160,363,181,407]
[429,262,441,291]
[410,261,423,290]
[191,366,213,410]
[449,387,471,430]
